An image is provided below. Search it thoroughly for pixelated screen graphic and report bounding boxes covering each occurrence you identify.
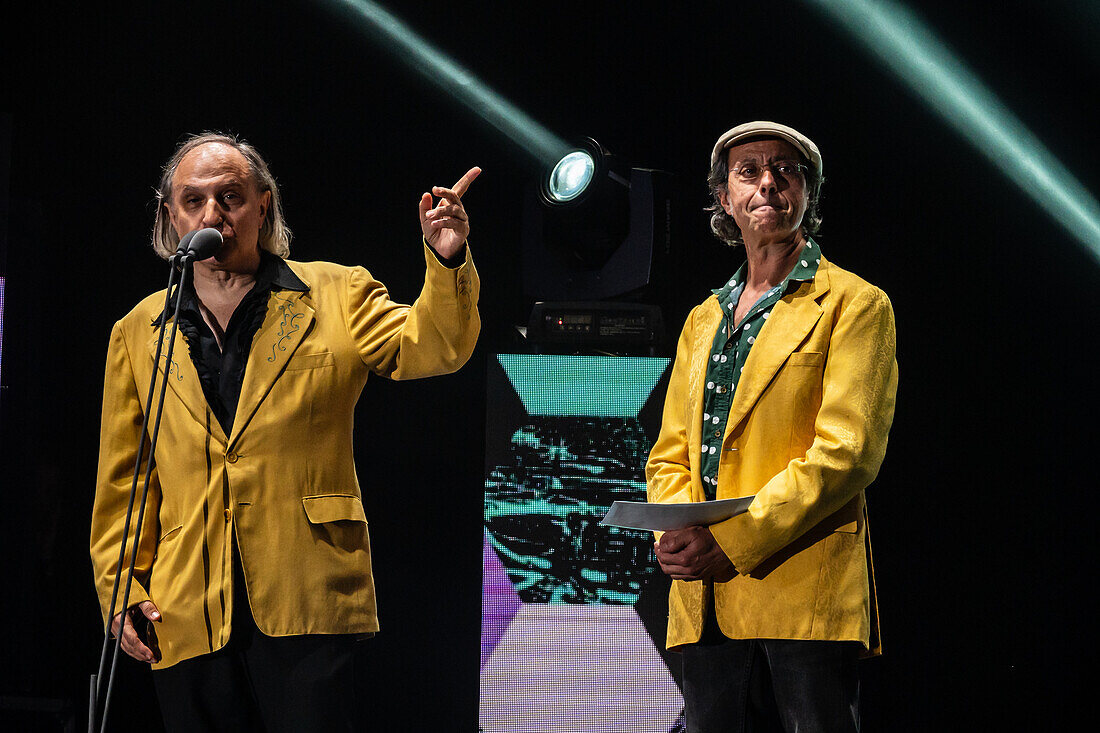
[480,354,685,732]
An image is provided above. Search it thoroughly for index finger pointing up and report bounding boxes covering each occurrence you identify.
[451,166,481,198]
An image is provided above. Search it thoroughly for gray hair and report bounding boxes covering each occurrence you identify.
[705,148,824,247]
[151,132,292,259]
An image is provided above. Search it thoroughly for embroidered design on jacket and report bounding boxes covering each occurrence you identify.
[268,296,304,362]
[156,334,184,381]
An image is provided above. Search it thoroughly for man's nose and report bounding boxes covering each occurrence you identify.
[201,198,223,227]
[758,168,779,193]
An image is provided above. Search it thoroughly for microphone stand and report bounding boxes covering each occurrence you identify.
[88,242,202,733]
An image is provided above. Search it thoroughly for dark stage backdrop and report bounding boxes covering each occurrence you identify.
[1,1,1095,730]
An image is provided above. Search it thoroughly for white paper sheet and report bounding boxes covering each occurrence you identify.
[599,496,755,531]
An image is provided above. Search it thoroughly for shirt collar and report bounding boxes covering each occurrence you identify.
[712,238,823,304]
[151,251,308,327]
[262,251,309,293]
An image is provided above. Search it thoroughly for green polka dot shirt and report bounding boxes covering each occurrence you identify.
[699,239,822,499]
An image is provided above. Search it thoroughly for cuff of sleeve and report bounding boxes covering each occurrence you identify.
[101,583,153,626]
[709,510,762,574]
[421,239,478,320]
[424,238,468,269]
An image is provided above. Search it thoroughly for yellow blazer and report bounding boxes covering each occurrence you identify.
[646,256,897,652]
[90,245,479,669]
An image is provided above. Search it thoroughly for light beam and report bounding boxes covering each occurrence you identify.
[805,0,1100,264]
[322,0,569,166]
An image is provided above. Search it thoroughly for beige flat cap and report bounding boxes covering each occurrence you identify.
[711,121,823,174]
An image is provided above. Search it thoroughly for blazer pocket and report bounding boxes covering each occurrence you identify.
[835,519,858,533]
[158,524,183,543]
[285,351,335,371]
[786,351,823,367]
[154,524,183,560]
[301,494,367,524]
[829,504,860,534]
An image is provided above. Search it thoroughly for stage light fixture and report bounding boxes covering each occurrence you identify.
[530,138,633,274]
[522,139,677,354]
[545,150,597,204]
[539,139,627,211]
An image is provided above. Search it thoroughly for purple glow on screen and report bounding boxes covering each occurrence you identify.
[481,530,523,671]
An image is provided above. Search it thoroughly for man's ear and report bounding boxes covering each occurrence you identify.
[165,201,178,232]
[259,190,272,220]
[716,186,732,216]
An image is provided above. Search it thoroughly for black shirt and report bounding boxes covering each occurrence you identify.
[154,252,308,435]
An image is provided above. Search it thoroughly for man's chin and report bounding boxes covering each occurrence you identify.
[193,240,264,273]
[207,238,243,263]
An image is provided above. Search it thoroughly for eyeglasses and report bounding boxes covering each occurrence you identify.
[729,159,807,184]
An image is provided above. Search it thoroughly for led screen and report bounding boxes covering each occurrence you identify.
[480,354,684,732]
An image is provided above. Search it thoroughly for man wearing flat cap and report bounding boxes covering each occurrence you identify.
[647,121,898,732]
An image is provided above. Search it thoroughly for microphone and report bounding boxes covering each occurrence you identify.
[175,229,198,255]
[181,228,223,261]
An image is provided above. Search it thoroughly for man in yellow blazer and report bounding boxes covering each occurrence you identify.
[647,121,897,733]
[90,132,480,730]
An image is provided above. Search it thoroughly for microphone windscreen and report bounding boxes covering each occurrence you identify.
[176,229,198,254]
[186,228,223,260]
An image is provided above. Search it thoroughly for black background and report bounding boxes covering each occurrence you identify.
[1,0,1096,729]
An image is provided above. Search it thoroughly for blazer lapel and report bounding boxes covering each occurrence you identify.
[724,261,832,434]
[690,300,726,501]
[146,322,223,441]
[230,291,316,447]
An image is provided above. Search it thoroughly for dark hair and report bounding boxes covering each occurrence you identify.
[705,147,824,247]
[152,131,291,259]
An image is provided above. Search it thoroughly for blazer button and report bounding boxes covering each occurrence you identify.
[224,509,232,522]
[226,451,239,463]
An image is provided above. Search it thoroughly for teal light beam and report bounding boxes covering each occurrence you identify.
[805,0,1100,264]
[323,0,569,166]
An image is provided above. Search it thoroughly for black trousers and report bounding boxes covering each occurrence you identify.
[152,550,364,733]
[681,607,861,733]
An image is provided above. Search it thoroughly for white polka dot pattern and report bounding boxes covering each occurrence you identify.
[697,241,822,498]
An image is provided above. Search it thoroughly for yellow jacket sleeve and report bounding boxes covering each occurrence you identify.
[347,242,480,380]
[711,286,898,574]
[89,321,161,625]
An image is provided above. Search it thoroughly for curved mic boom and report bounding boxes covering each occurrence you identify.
[175,229,198,255]
[183,228,223,260]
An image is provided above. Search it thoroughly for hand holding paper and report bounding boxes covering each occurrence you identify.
[599,495,754,531]
[655,526,737,582]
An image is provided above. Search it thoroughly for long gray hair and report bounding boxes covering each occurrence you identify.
[705,150,824,247]
[151,132,292,259]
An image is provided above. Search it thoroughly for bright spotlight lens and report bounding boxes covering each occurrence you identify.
[548,151,596,202]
